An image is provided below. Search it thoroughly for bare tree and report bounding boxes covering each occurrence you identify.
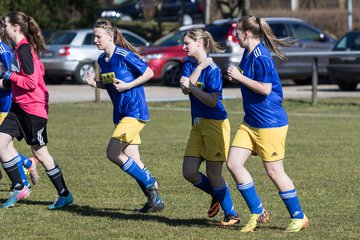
[215,0,251,19]
[142,0,161,21]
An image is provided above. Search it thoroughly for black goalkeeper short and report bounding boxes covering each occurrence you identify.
[0,102,48,146]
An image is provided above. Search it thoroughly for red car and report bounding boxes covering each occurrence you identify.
[143,23,241,86]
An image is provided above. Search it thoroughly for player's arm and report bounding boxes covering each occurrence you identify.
[189,84,219,108]
[228,56,273,96]
[115,67,153,91]
[229,67,272,96]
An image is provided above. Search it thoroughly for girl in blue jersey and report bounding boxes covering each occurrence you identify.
[180,28,239,226]
[0,17,39,192]
[226,16,308,233]
[84,20,164,213]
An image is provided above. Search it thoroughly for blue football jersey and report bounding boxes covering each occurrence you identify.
[98,46,149,124]
[239,42,288,128]
[181,57,227,122]
[0,41,13,113]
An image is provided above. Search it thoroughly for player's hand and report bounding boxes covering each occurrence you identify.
[0,78,11,89]
[227,65,243,82]
[84,71,96,87]
[113,79,130,92]
[180,76,191,90]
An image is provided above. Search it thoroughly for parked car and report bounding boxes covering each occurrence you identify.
[41,29,55,43]
[41,28,150,84]
[99,0,204,25]
[143,17,336,86]
[327,30,360,91]
[143,23,243,86]
[211,17,337,84]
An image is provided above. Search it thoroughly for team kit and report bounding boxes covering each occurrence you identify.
[0,12,308,233]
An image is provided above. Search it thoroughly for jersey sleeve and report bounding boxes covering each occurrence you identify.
[205,67,222,93]
[124,52,148,76]
[9,44,39,90]
[181,58,192,78]
[254,55,275,84]
[0,52,13,70]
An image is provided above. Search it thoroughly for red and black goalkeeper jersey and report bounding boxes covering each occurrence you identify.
[9,37,49,119]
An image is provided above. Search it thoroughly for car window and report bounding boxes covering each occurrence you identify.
[289,23,323,41]
[83,33,94,45]
[48,32,77,44]
[122,33,145,46]
[335,32,360,50]
[268,23,288,38]
[205,24,229,43]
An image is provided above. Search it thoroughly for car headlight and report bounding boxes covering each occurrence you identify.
[143,53,164,62]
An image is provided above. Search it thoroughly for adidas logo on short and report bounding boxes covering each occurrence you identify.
[216,152,221,157]
[271,152,278,157]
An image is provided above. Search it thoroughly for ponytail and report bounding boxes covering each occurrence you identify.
[113,27,142,57]
[27,16,46,56]
[238,16,295,60]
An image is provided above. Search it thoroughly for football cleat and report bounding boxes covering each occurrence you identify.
[208,197,220,218]
[139,180,164,213]
[48,192,73,210]
[28,157,40,185]
[1,185,31,208]
[240,210,270,232]
[285,215,309,232]
[216,213,240,226]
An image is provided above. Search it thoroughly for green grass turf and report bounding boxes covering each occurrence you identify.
[0,98,359,240]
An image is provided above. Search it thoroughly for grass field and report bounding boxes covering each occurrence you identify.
[0,98,359,240]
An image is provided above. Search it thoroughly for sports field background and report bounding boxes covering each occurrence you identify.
[0,98,359,240]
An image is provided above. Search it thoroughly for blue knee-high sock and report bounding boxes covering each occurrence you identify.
[279,189,304,219]
[193,172,213,195]
[15,154,29,187]
[236,181,264,214]
[137,166,153,196]
[19,153,32,169]
[121,157,154,189]
[213,184,237,216]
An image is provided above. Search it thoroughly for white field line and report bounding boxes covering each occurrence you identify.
[149,107,360,119]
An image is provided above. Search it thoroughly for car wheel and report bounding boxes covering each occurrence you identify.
[74,62,95,84]
[337,81,358,91]
[163,62,182,86]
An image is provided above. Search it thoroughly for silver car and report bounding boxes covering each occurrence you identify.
[210,17,337,85]
[41,28,150,84]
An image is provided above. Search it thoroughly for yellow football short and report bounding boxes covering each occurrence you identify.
[0,112,8,125]
[184,117,230,162]
[112,117,145,144]
[231,123,288,162]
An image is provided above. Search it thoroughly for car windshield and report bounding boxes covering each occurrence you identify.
[153,30,186,46]
[48,32,77,44]
[335,32,360,50]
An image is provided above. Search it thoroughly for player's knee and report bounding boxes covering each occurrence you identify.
[182,169,197,183]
